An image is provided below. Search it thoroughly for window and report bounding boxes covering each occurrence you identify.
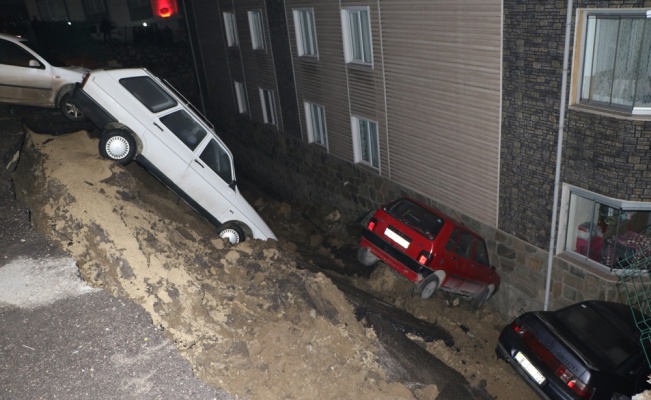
[562,185,651,271]
[248,10,265,50]
[293,8,318,57]
[36,0,68,21]
[341,8,373,65]
[577,10,651,114]
[234,81,248,114]
[83,0,105,14]
[304,102,327,146]
[120,76,177,113]
[259,88,276,126]
[0,41,39,68]
[351,116,379,168]
[199,139,233,183]
[159,110,207,150]
[223,12,239,47]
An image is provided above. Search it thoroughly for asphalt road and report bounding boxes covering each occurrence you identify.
[0,105,231,400]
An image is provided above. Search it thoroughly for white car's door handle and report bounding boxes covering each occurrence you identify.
[153,122,163,131]
[194,159,204,168]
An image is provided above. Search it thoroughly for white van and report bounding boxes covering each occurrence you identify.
[71,68,276,243]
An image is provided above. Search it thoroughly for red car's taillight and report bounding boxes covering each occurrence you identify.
[417,250,432,265]
[512,322,593,398]
[367,218,377,231]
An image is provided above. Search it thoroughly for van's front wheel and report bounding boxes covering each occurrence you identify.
[99,130,136,165]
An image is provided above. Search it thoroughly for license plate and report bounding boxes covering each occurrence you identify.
[515,351,546,385]
[384,227,410,249]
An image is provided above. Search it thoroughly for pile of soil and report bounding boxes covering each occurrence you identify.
[13,129,535,399]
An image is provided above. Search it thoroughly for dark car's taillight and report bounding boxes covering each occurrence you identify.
[512,322,594,399]
[366,218,377,231]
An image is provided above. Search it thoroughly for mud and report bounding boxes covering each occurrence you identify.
[13,129,536,399]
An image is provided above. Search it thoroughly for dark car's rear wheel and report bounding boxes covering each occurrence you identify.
[99,130,136,165]
[60,91,85,121]
[217,223,245,244]
[357,246,379,267]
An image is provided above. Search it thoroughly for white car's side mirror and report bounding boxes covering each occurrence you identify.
[28,59,41,68]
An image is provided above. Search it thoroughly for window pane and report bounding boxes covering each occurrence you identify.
[359,10,371,63]
[159,110,207,150]
[612,19,643,107]
[369,120,378,167]
[297,10,317,56]
[589,18,618,103]
[635,19,651,108]
[349,13,361,61]
[120,76,177,113]
[359,120,369,162]
[199,139,233,183]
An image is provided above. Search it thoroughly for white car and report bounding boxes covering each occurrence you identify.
[71,68,276,243]
[0,33,87,120]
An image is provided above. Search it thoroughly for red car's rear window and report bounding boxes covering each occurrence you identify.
[385,199,445,240]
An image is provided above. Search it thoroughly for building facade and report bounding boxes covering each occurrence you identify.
[186,0,651,317]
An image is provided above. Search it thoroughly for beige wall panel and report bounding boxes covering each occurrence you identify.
[379,0,502,226]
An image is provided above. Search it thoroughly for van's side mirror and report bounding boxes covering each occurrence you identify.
[29,59,41,68]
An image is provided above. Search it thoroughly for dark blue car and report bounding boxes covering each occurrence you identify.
[496,301,650,399]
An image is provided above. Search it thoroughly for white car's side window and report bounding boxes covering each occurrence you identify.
[199,139,233,183]
[159,110,207,150]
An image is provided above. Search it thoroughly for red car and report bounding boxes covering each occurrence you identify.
[358,198,500,308]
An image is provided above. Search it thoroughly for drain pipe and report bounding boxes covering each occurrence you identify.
[544,0,574,311]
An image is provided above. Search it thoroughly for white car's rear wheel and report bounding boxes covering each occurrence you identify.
[99,130,136,165]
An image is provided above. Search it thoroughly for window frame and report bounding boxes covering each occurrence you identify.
[341,7,373,66]
[293,8,318,58]
[234,80,248,115]
[572,8,651,115]
[259,87,277,126]
[559,184,651,272]
[351,115,379,169]
[248,9,265,51]
[304,101,327,147]
[223,11,239,47]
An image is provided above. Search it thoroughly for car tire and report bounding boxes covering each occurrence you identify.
[357,246,379,267]
[414,276,439,299]
[471,287,490,309]
[99,130,136,165]
[217,223,245,244]
[59,91,85,121]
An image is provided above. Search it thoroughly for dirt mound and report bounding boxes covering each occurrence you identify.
[14,130,432,399]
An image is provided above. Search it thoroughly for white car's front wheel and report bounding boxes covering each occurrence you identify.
[217,223,245,244]
[99,130,136,165]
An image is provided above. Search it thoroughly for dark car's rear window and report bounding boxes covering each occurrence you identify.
[386,199,445,240]
[556,303,639,369]
[120,76,177,113]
